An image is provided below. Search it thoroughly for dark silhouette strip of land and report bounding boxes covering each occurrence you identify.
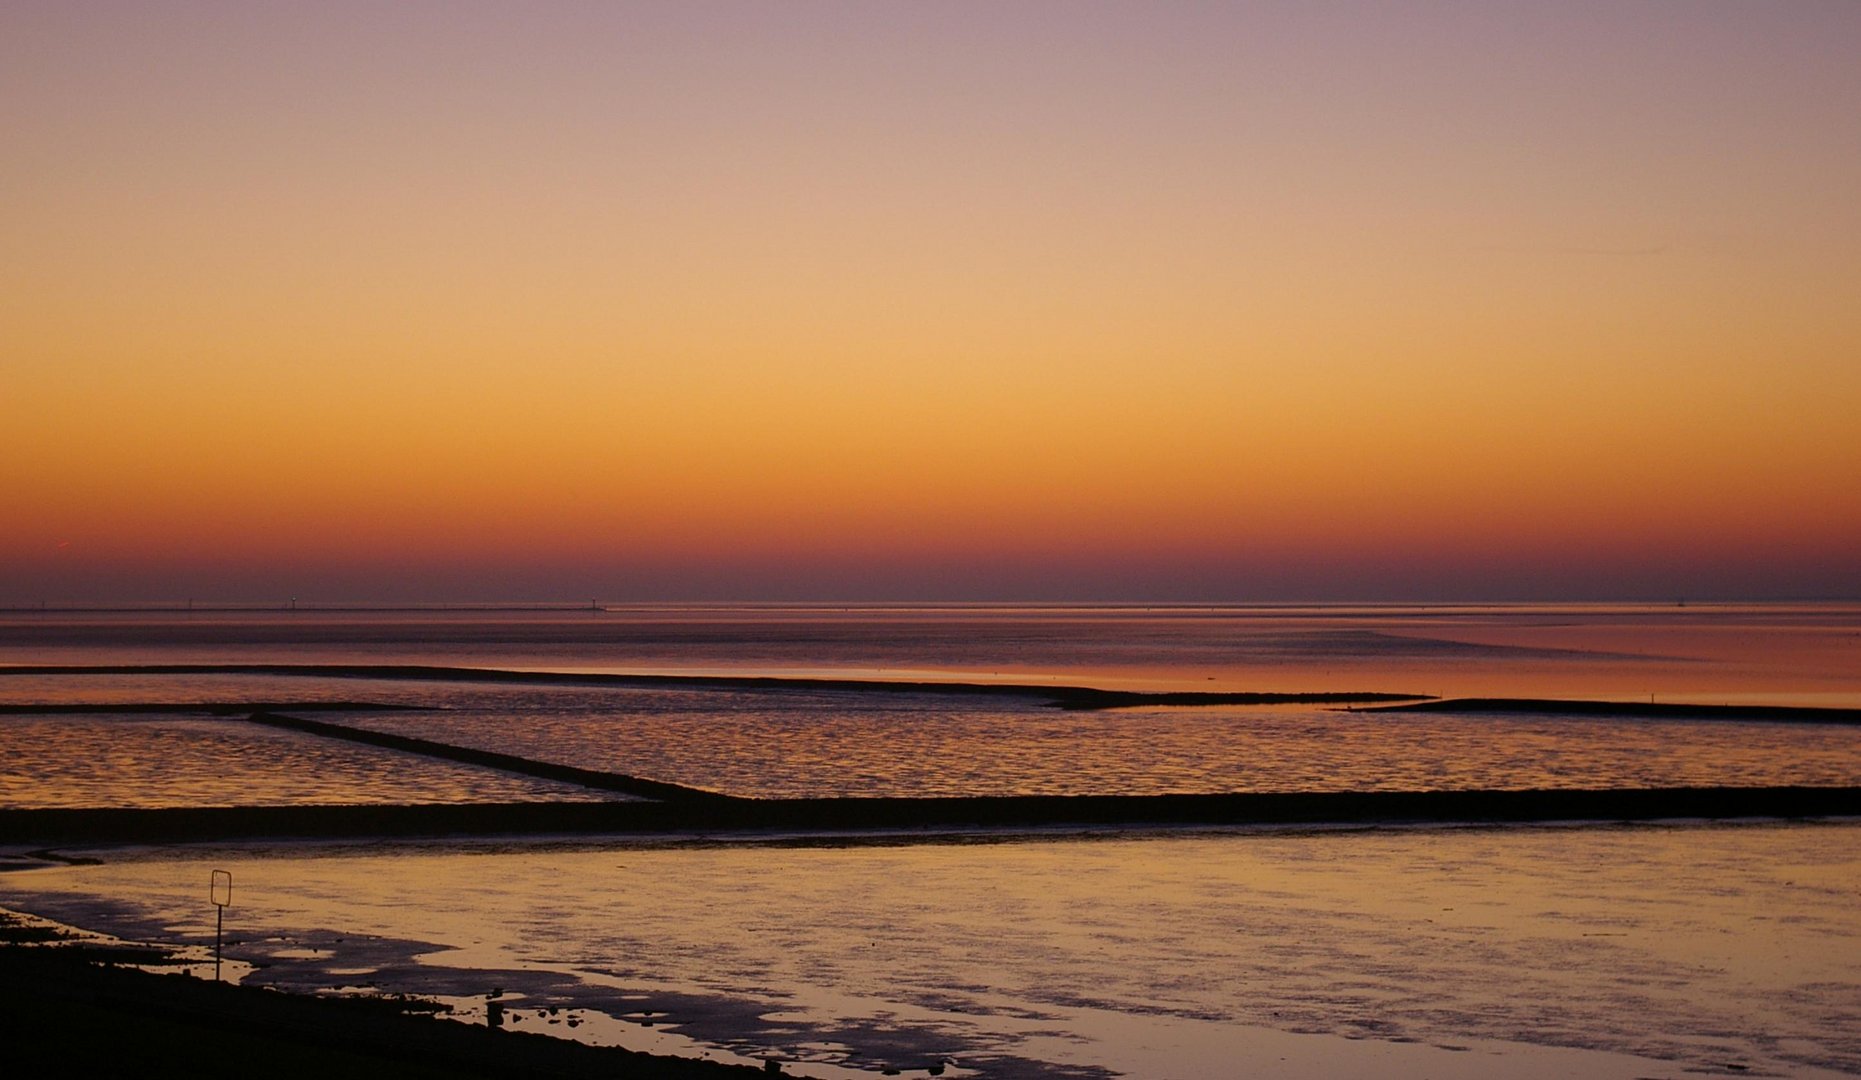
[0,915,763,1079]
[1364,698,1861,723]
[5,786,1857,846]
[0,662,1426,709]
[242,711,732,804]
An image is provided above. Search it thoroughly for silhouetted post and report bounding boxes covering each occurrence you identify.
[210,870,232,981]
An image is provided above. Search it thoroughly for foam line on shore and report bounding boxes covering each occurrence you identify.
[5,786,1857,846]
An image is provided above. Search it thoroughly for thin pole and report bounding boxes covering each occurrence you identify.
[215,905,224,982]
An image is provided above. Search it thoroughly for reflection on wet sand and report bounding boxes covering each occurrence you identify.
[5,822,1857,1079]
[3,605,1859,1077]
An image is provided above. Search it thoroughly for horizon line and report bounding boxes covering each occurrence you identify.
[3,597,1858,614]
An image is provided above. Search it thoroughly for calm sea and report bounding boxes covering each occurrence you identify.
[4,603,1860,806]
[2,604,1859,1077]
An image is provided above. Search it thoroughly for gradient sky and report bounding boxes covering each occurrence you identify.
[4,1,1859,602]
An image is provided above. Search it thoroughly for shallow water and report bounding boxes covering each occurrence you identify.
[330,691,1861,797]
[4,822,1857,1078]
[4,673,1858,804]
[0,711,612,808]
[3,605,1859,801]
[3,605,1858,1077]
[4,602,1859,702]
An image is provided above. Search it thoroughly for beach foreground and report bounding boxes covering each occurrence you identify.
[0,912,765,1079]
[4,608,1859,1077]
[6,820,1859,1080]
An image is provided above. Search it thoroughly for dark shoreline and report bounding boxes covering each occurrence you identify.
[6,786,1858,847]
[1364,697,1861,723]
[0,914,763,1078]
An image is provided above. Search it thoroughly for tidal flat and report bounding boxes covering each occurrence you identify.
[5,819,1859,1079]
[3,605,1859,1076]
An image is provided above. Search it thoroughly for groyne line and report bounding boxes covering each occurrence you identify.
[4,787,1857,846]
[241,711,732,805]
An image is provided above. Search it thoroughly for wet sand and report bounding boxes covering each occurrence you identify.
[11,824,1857,1080]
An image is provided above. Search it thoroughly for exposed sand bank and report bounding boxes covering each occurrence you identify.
[5,785,1858,846]
[1368,697,1861,722]
[0,662,1426,709]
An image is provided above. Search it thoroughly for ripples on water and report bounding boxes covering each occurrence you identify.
[3,607,1860,1077]
[0,712,611,809]
[5,676,1860,805]
[4,823,1856,1078]
[4,602,1859,701]
[332,688,1861,798]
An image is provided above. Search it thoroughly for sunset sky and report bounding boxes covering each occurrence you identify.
[5,1,1858,602]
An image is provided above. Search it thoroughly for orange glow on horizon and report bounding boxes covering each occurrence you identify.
[4,3,1859,600]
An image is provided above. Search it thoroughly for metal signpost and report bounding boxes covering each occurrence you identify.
[210,869,232,981]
